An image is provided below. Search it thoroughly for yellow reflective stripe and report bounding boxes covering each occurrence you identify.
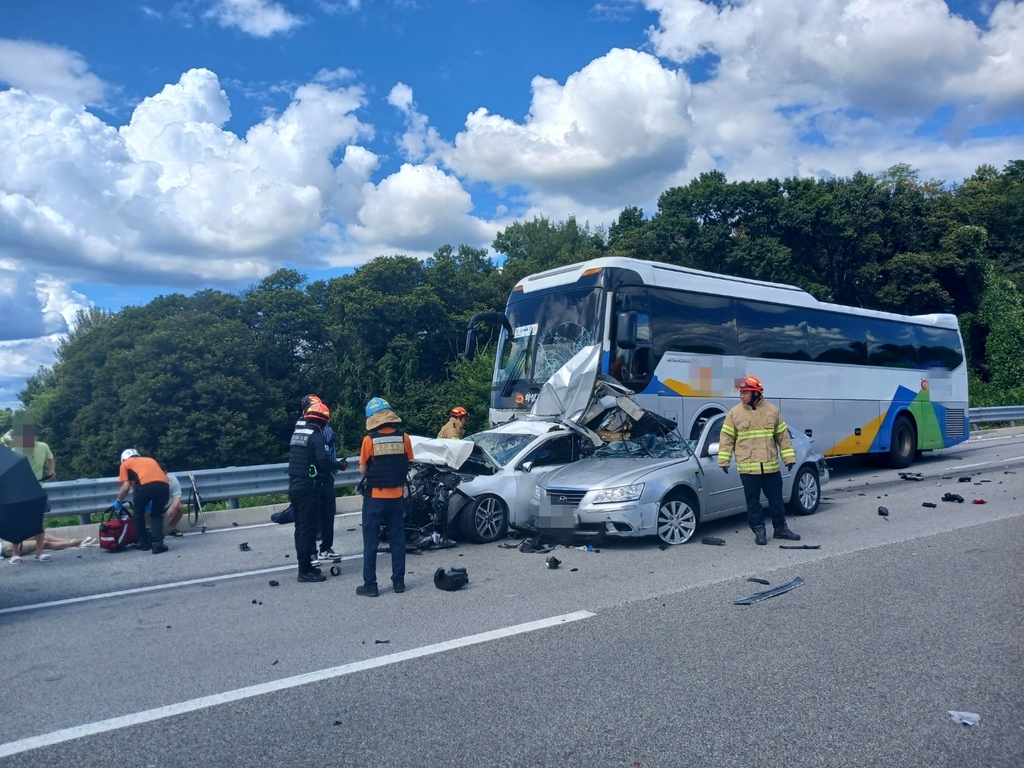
[718,451,733,461]
[780,448,796,460]
[736,429,775,439]
[721,424,737,437]
[774,422,788,435]
[737,460,780,472]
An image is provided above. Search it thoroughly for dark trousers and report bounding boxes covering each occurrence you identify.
[361,495,406,585]
[289,487,320,573]
[318,475,337,552]
[740,471,786,530]
[133,481,169,545]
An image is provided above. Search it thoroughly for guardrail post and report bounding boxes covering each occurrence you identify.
[78,513,91,525]
[229,498,239,509]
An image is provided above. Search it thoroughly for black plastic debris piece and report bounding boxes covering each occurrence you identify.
[878,506,889,516]
[570,567,578,572]
[330,565,341,576]
[239,542,251,551]
[546,556,561,569]
[346,527,356,531]
[922,502,938,508]
[747,577,770,585]
[734,576,804,605]
[958,476,972,483]
[166,625,172,629]
[269,580,280,587]
[942,493,964,503]
[518,538,552,554]
[898,472,923,481]
[979,479,992,483]
[858,492,866,496]
[375,639,390,644]
[434,567,469,591]
[1005,471,1017,475]
[779,544,821,549]
[701,536,726,546]
[334,721,342,726]
[285,554,290,558]
[232,522,239,527]
[272,659,278,665]
[252,599,258,604]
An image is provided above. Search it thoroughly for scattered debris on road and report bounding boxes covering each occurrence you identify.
[747,577,770,585]
[269,580,280,587]
[779,544,820,549]
[733,575,804,605]
[434,567,469,591]
[958,476,972,483]
[898,472,923,481]
[238,542,251,551]
[941,493,964,503]
[948,711,980,726]
[701,536,726,546]
[878,506,889,516]
[922,502,938,508]
[375,639,390,644]
[546,555,561,569]
[972,498,987,504]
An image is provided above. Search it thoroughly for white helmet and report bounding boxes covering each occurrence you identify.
[120,448,140,463]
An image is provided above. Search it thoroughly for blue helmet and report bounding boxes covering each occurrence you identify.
[365,397,392,418]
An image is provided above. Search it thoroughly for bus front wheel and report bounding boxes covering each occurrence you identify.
[888,414,917,469]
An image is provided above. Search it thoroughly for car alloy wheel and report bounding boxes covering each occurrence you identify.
[787,465,820,515]
[657,496,697,545]
[462,494,509,544]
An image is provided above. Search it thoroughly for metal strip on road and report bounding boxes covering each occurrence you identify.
[0,610,596,759]
[0,554,361,616]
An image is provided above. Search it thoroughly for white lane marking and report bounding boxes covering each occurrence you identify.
[0,555,363,616]
[183,510,359,536]
[0,610,595,758]
[944,454,1024,471]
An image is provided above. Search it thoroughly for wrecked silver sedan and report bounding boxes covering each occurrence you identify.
[528,411,829,546]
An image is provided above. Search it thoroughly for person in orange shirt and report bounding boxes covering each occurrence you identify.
[115,449,171,554]
[357,398,414,597]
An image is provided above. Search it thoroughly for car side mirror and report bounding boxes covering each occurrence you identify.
[520,461,534,473]
[708,442,720,455]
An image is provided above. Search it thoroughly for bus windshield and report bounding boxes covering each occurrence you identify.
[493,287,604,407]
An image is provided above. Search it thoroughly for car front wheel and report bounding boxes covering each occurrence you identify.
[461,495,509,544]
[656,493,698,545]
[786,465,820,515]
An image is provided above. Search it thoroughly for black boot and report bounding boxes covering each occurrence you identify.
[773,523,801,541]
[753,525,767,545]
[151,539,168,554]
[297,569,326,583]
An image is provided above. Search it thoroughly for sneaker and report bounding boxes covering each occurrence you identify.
[356,582,379,597]
[151,542,169,554]
[297,571,327,583]
[319,549,340,560]
[392,579,405,593]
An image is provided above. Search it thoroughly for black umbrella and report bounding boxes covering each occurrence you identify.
[0,445,48,544]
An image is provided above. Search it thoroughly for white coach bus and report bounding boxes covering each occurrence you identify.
[466,257,968,467]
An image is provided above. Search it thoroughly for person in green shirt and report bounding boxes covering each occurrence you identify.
[12,423,55,482]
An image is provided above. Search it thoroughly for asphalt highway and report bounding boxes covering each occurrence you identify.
[2,430,1023,767]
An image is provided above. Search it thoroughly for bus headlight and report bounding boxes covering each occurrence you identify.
[589,484,644,504]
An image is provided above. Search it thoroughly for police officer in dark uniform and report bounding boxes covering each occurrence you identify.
[288,401,335,583]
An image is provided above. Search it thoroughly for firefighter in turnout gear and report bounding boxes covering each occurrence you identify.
[717,376,801,545]
[357,398,415,597]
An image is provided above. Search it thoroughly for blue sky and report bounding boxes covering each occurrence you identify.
[1,0,1022,409]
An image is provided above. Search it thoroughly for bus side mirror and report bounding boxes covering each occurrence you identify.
[465,328,478,360]
[616,312,637,350]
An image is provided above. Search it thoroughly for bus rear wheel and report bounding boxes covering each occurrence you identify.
[888,414,916,469]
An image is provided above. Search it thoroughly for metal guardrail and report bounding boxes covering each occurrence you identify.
[44,457,360,523]
[968,406,1024,429]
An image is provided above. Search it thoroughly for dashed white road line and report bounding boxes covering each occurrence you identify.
[0,610,595,758]
[0,554,363,616]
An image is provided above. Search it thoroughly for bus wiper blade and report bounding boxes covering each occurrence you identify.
[500,349,528,398]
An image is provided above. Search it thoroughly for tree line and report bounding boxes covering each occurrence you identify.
[10,160,1024,479]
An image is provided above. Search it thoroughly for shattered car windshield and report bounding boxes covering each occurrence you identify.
[467,432,538,467]
[593,433,694,460]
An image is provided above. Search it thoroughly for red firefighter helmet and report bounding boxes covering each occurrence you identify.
[305,402,331,422]
[739,375,764,393]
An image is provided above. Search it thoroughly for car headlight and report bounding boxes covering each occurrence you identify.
[589,484,644,504]
[532,485,542,501]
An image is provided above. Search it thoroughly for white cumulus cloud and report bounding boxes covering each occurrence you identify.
[0,39,106,106]
[206,0,303,37]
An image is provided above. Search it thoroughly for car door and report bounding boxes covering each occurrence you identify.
[512,433,576,521]
[697,414,747,517]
